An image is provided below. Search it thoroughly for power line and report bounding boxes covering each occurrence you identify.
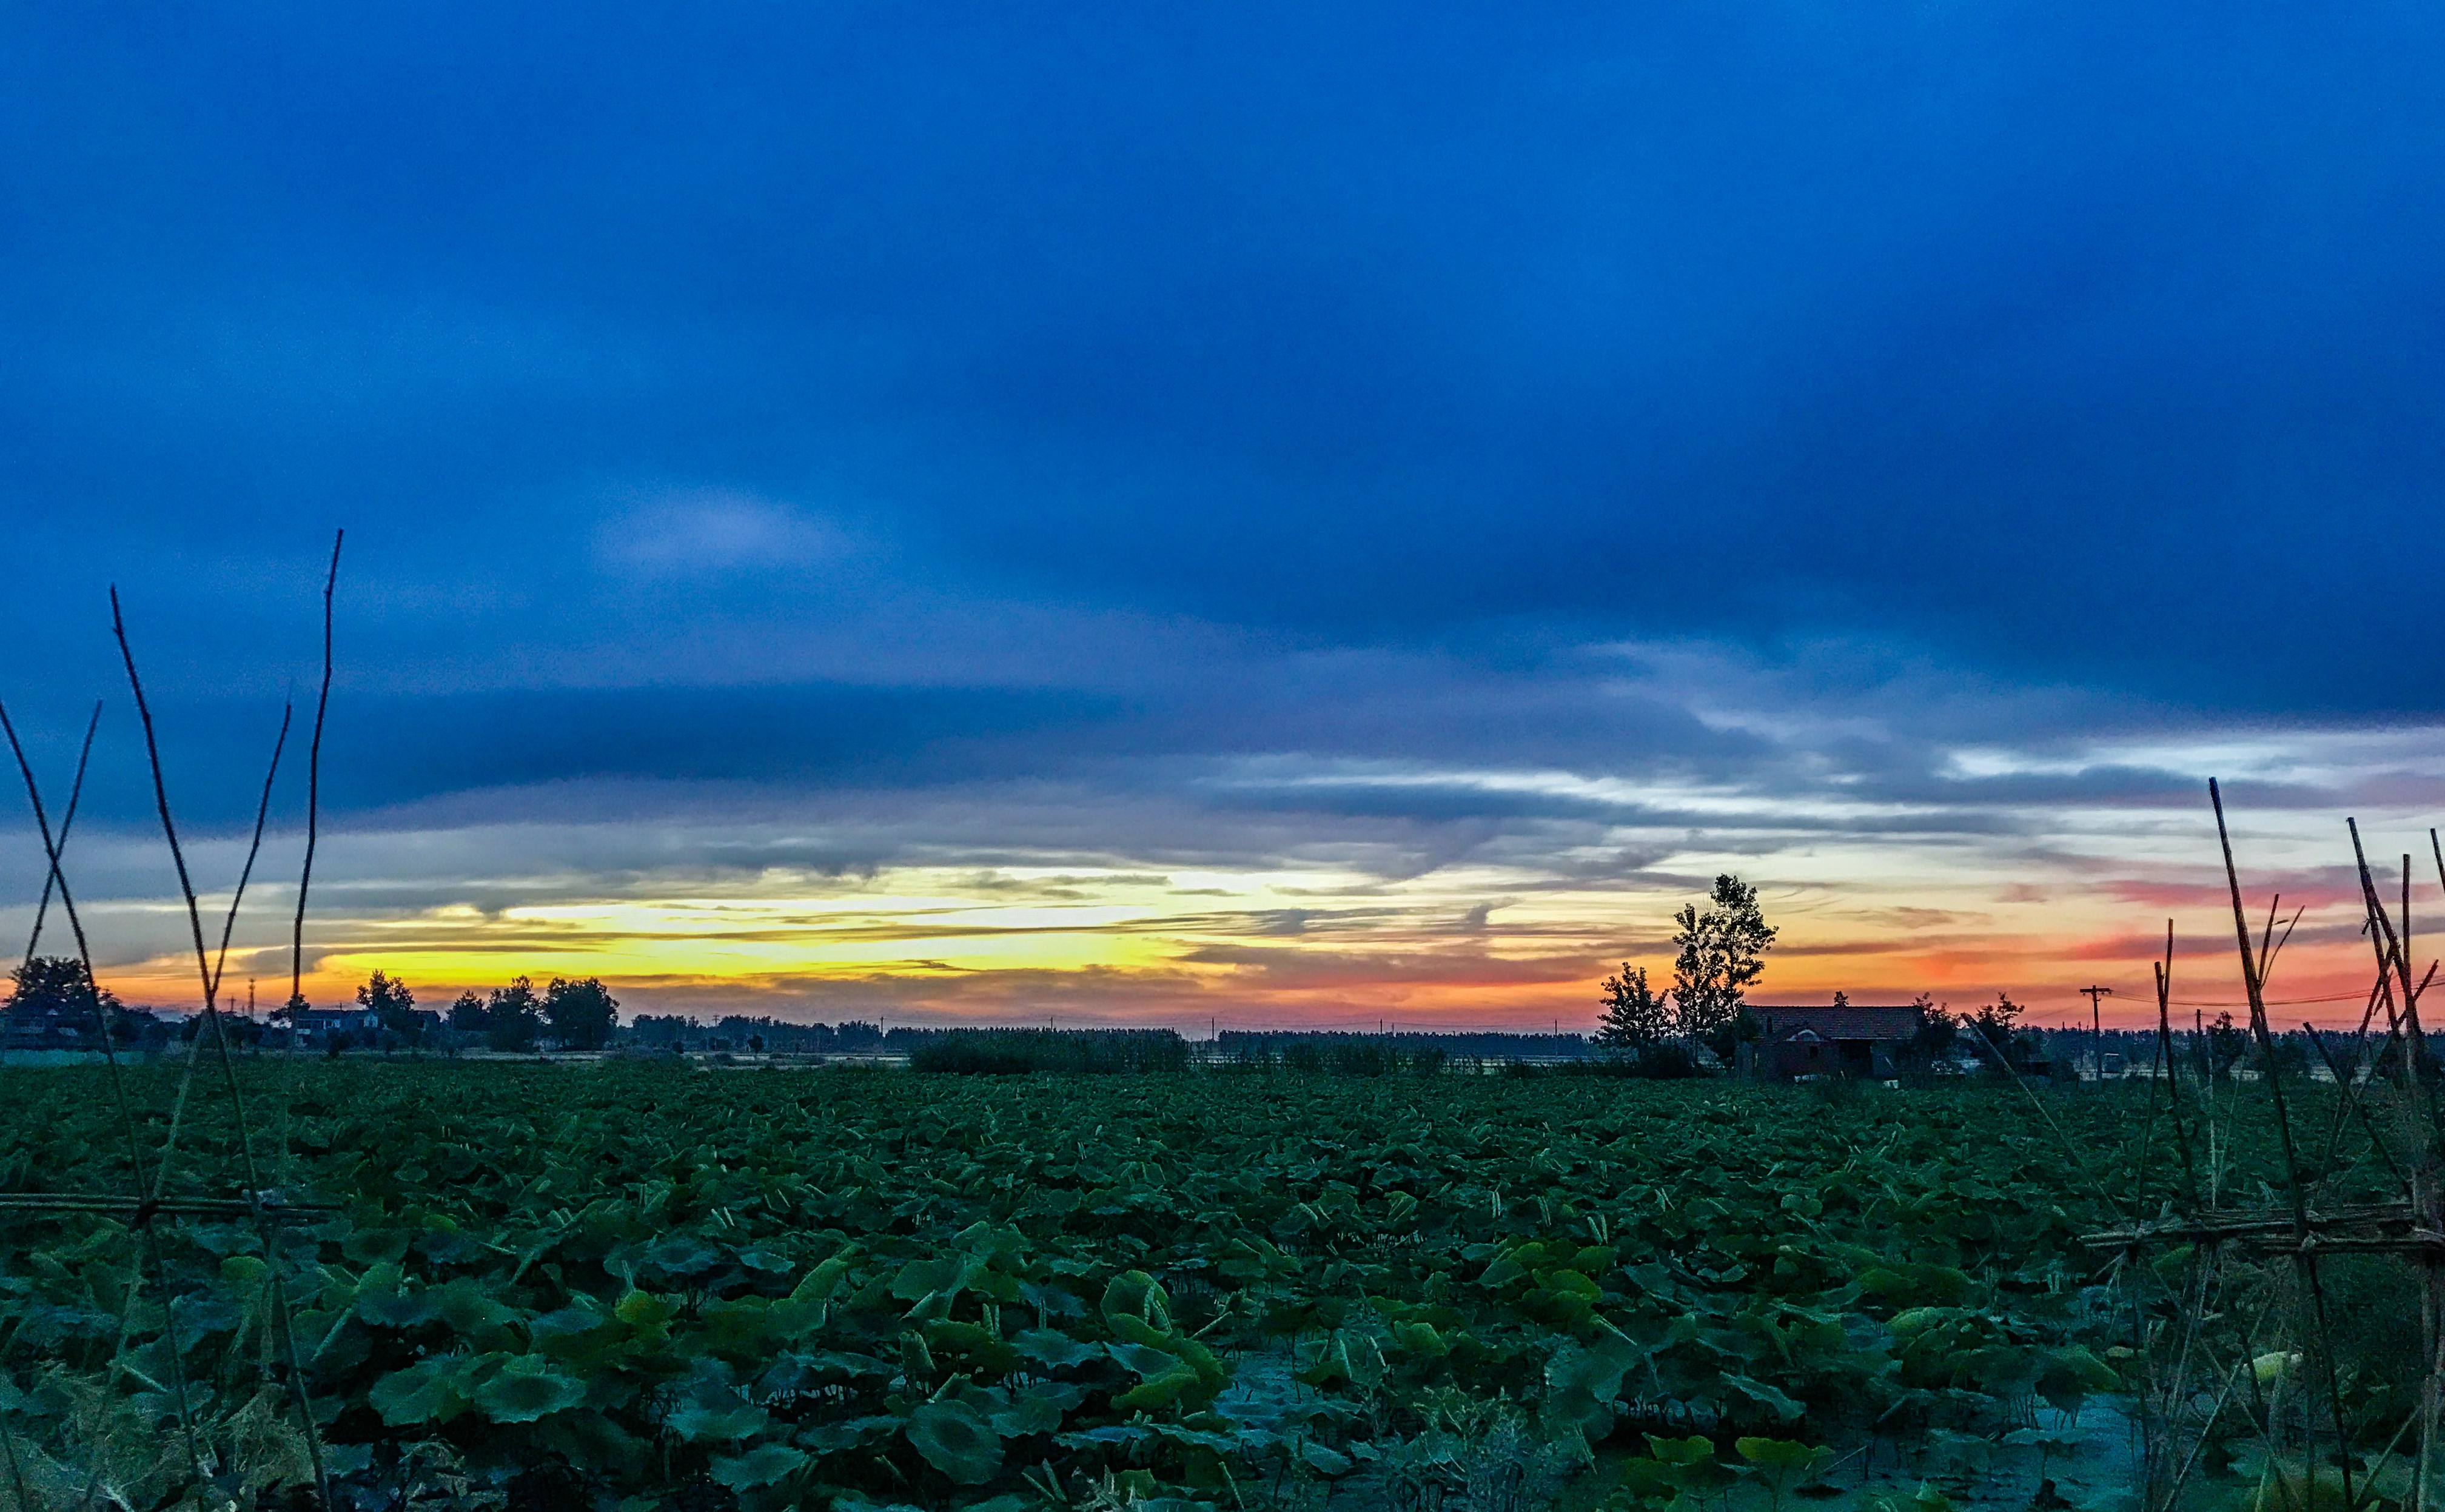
[2155,991,2375,1008]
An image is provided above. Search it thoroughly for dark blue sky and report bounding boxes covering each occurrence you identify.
[5,2,2443,1019]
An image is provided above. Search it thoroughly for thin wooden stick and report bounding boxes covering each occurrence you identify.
[0,698,151,1193]
[0,1194,334,1219]
[2211,779,2353,1508]
[210,703,292,1001]
[2423,827,2445,1512]
[0,1321,32,1512]
[110,589,333,1512]
[109,589,215,1005]
[2156,921,2201,1209]
[291,529,341,1012]
[0,695,215,1512]
[1960,1017,2131,1225]
[2306,1023,2410,1193]
[2354,818,2435,1086]
[23,699,100,960]
[2315,974,2396,1189]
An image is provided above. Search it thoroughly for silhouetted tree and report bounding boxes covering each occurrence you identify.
[446,991,489,1035]
[8,955,121,1022]
[1965,993,2044,1072]
[2207,1011,2249,1078]
[486,976,542,1052]
[543,976,618,1051]
[1595,964,1671,1054]
[357,970,418,1040]
[1906,993,1958,1064]
[1670,874,1776,1057]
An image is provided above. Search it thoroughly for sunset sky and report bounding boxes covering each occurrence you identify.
[6,2,2444,1032]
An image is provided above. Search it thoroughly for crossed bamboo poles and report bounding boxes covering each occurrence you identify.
[0,532,341,1512]
[2073,783,2445,1511]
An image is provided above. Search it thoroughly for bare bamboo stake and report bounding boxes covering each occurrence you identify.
[2306,1023,2411,1193]
[23,699,99,961]
[0,698,152,1196]
[1959,1017,2131,1225]
[2314,974,2396,1186]
[0,1323,30,1512]
[2211,779,2354,1508]
[0,1194,333,1217]
[2157,920,2201,1209]
[291,529,341,1013]
[109,590,215,1007]
[2415,830,2435,1512]
[110,590,333,1512]
[210,704,292,1002]
[2353,818,2436,1089]
[2350,821,2441,1512]
[0,697,214,1512]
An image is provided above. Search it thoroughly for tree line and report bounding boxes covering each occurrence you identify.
[2,958,620,1054]
[378,970,621,1052]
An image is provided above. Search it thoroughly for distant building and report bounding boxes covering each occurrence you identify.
[3,1001,175,1055]
[286,1006,384,1048]
[4,999,96,1052]
[1753,1005,1920,1082]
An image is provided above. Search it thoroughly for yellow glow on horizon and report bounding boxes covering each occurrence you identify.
[67,827,2415,1033]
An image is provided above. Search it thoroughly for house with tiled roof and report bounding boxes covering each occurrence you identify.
[1752,1003,1922,1081]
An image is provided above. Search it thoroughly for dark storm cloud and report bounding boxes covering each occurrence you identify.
[4,0,2443,848]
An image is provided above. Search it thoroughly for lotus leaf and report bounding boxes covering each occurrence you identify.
[667,1402,768,1442]
[368,1356,469,1427]
[907,1397,1004,1484]
[472,1355,587,1423]
[709,1445,808,1491]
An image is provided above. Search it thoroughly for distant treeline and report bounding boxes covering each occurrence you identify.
[613,1021,1599,1075]
[908,1029,1191,1075]
[625,1020,1191,1074]
[904,1029,1509,1076]
[626,1014,888,1052]
[1216,1029,1594,1057]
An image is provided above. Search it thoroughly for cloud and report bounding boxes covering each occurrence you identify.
[8,1,2445,1027]
[594,490,856,578]
[12,627,2436,1029]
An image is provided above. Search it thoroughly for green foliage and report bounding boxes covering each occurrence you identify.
[0,1065,2248,1510]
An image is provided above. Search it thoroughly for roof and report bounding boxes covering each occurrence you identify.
[1754,1005,1922,1042]
[291,1008,383,1026]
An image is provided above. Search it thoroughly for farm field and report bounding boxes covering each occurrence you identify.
[0,1063,2343,1511]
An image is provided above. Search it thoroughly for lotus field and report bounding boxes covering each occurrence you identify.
[0,1064,2369,1510]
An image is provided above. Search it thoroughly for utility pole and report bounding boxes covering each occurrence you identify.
[2078,985,2113,1081]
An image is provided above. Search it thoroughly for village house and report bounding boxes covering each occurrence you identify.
[283,1006,386,1048]
[2,999,95,1053]
[1751,1003,1922,1082]
[2,1001,176,1055]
